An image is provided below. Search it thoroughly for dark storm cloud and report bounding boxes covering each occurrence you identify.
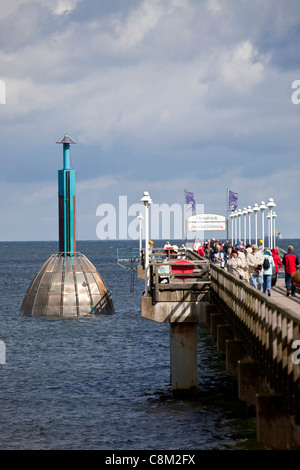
[0,0,299,239]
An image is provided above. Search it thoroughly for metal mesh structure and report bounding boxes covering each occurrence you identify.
[20,253,114,317]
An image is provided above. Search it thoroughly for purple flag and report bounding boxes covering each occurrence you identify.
[185,191,195,211]
[228,190,238,212]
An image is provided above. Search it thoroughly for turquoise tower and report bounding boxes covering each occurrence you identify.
[57,134,76,254]
[20,134,114,316]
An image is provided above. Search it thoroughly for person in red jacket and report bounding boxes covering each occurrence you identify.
[282,245,300,296]
[198,244,205,257]
[271,248,282,286]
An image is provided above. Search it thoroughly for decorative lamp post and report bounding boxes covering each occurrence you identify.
[141,191,152,296]
[252,203,259,246]
[259,201,267,249]
[230,212,234,246]
[267,213,271,248]
[237,209,242,242]
[243,207,247,244]
[247,205,253,245]
[138,212,143,261]
[233,211,238,245]
[272,211,277,249]
[267,198,276,249]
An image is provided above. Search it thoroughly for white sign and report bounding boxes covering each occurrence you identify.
[188,213,226,231]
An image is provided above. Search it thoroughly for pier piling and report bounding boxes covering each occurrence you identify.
[170,323,198,396]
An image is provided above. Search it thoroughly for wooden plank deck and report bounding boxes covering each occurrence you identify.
[270,277,300,315]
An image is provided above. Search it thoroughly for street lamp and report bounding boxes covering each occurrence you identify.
[230,212,234,246]
[267,213,271,248]
[233,211,238,245]
[267,198,276,249]
[259,201,267,249]
[141,191,152,296]
[272,211,277,249]
[237,209,242,242]
[243,207,247,244]
[252,203,259,246]
[138,212,143,261]
[247,205,253,245]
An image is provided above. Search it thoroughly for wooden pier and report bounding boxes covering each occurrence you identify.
[210,264,300,449]
[139,247,300,449]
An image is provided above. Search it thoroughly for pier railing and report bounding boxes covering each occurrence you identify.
[210,263,300,422]
[148,254,210,303]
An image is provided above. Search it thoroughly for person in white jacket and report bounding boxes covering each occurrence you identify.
[246,244,264,290]
[226,249,246,280]
[237,246,249,282]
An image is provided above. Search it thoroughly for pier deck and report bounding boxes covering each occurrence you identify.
[271,277,300,314]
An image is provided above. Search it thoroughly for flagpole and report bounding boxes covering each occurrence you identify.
[184,190,187,248]
[185,190,196,248]
[226,189,229,240]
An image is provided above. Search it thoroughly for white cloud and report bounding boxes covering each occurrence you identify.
[115,0,164,49]
[207,0,224,15]
[51,0,82,15]
[0,0,31,21]
[221,40,266,92]
[0,0,82,20]
[77,176,117,193]
[0,0,299,239]
[21,182,57,205]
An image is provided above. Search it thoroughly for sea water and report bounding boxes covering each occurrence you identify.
[0,239,297,450]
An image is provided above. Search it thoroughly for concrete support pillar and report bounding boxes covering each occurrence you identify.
[217,324,234,355]
[256,393,289,449]
[170,323,198,396]
[226,340,247,375]
[205,304,219,326]
[210,313,225,339]
[238,360,260,406]
[238,359,269,407]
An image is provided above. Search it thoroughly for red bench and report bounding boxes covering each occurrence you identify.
[171,259,194,281]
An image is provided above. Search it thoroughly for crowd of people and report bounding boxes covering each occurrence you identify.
[192,238,299,298]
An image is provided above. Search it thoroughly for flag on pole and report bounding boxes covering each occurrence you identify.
[228,190,238,212]
[185,191,195,211]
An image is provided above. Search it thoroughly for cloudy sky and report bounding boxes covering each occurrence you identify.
[0,0,299,242]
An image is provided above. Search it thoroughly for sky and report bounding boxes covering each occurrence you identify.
[0,0,299,242]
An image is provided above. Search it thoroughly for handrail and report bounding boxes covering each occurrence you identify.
[211,264,300,323]
[276,246,287,257]
[210,263,300,419]
[117,247,140,261]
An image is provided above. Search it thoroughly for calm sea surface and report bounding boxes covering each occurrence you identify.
[0,239,298,450]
